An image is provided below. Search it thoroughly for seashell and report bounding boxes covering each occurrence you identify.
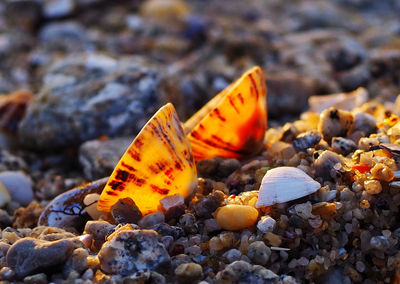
[0,90,33,135]
[184,66,267,161]
[369,143,400,157]
[38,177,108,232]
[308,87,368,113]
[256,167,321,208]
[97,103,197,215]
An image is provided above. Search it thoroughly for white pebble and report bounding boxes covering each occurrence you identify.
[0,171,33,206]
[257,216,276,233]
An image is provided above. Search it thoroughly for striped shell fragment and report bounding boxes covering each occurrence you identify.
[184,66,267,161]
[97,103,197,215]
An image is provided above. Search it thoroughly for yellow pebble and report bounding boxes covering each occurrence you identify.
[214,205,258,231]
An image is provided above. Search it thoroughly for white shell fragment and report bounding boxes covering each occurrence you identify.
[256,167,321,208]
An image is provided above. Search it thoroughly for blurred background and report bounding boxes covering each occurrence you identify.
[1,0,400,151]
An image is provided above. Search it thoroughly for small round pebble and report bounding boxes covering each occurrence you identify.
[175,263,203,283]
[246,241,271,265]
[23,273,47,284]
[215,205,259,231]
[0,171,33,206]
[138,211,165,229]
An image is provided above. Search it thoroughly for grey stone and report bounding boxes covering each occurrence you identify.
[79,136,132,180]
[246,241,271,265]
[98,229,170,276]
[18,53,169,150]
[6,237,74,278]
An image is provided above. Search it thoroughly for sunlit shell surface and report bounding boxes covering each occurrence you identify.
[256,167,321,208]
[97,103,197,215]
[184,66,267,161]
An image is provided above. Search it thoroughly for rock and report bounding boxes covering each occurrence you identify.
[318,107,354,143]
[39,21,87,53]
[43,0,76,18]
[18,54,169,150]
[138,211,165,229]
[0,171,33,206]
[175,263,203,283]
[23,273,47,284]
[214,205,259,231]
[257,216,276,233]
[122,270,166,284]
[353,112,377,136]
[313,150,345,180]
[246,241,271,265]
[223,249,242,263]
[6,237,74,278]
[193,190,225,218]
[267,72,316,117]
[63,247,88,276]
[293,131,322,151]
[84,220,115,246]
[178,213,198,234]
[331,137,357,156]
[111,197,143,224]
[79,137,132,180]
[215,260,279,284]
[98,229,170,276]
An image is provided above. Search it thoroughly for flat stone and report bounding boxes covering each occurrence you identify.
[6,237,74,278]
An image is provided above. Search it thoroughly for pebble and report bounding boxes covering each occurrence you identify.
[294,202,313,219]
[223,249,242,263]
[331,137,357,156]
[246,241,271,265]
[314,150,345,180]
[369,236,389,251]
[160,193,184,212]
[293,130,322,151]
[204,218,221,233]
[214,260,279,283]
[214,205,259,231]
[353,112,377,136]
[175,263,203,283]
[178,213,198,234]
[63,247,88,276]
[98,228,170,276]
[318,107,354,143]
[257,216,276,233]
[23,273,47,284]
[111,197,143,224]
[6,237,74,278]
[364,180,382,195]
[193,190,225,218]
[0,171,33,206]
[138,211,165,229]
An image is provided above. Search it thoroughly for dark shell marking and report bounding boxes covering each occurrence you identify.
[369,143,400,156]
[38,177,108,232]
